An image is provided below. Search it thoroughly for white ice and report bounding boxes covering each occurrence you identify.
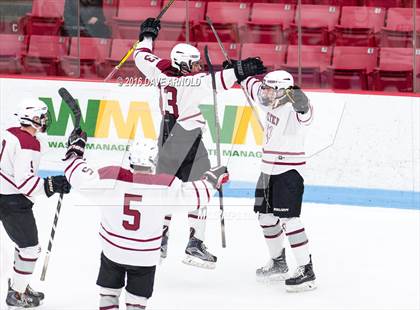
[1,196,419,310]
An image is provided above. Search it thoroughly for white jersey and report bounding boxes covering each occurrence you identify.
[241,77,313,176]
[134,37,237,130]
[64,157,214,266]
[0,127,46,201]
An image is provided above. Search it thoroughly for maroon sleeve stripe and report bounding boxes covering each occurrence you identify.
[17,175,35,189]
[220,70,228,90]
[26,177,40,197]
[136,47,152,53]
[250,80,259,101]
[68,162,86,183]
[192,181,200,209]
[64,157,80,174]
[296,104,313,123]
[245,77,253,91]
[200,180,210,202]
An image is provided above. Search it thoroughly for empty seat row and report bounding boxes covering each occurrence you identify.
[0,34,418,92]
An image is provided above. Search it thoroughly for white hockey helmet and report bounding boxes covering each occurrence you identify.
[170,43,201,74]
[258,70,294,108]
[129,138,158,173]
[16,98,49,132]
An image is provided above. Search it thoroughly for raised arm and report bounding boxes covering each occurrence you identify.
[164,166,229,214]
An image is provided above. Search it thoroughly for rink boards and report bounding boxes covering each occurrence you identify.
[0,77,419,209]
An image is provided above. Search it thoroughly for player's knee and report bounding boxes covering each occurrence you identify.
[99,287,121,309]
[258,213,279,227]
[125,291,148,310]
[18,244,41,260]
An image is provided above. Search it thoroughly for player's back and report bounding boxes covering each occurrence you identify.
[95,166,176,266]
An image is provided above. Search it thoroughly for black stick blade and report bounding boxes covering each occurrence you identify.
[58,88,81,128]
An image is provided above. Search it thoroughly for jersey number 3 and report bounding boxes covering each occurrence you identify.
[123,194,142,231]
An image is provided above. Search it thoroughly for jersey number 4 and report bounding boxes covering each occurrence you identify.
[123,193,143,231]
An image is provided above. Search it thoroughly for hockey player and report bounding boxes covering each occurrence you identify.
[63,129,229,310]
[0,99,71,307]
[133,18,266,268]
[237,69,316,292]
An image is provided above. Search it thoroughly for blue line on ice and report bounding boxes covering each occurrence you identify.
[38,170,420,210]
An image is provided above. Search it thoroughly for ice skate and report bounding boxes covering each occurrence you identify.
[6,279,40,309]
[182,236,217,269]
[285,255,316,292]
[256,248,289,281]
[25,284,44,303]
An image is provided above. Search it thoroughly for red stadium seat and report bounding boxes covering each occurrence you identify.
[159,1,206,42]
[326,46,378,90]
[334,6,385,47]
[99,38,141,79]
[23,35,69,76]
[103,0,119,22]
[196,42,240,69]
[0,34,27,74]
[24,0,65,35]
[112,0,162,39]
[289,5,340,45]
[380,8,420,47]
[241,43,286,70]
[283,45,333,88]
[196,2,251,43]
[244,3,294,44]
[365,0,404,7]
[153,40,178,59]
[60,37,111,78]
[300,0,358,4]
[373,47,415,92]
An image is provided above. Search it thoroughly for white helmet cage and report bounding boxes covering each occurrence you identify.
[16,98,50,132]
[170,43,201,74]
[257,70,294,108]
[129,138,158,173]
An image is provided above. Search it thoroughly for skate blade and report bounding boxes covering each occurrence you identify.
[8,305,40,310]
[182,255,216,270]
[256,272,288,283]
[286,280,317,292]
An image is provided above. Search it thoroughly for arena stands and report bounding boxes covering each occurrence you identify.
[0,0,419,92]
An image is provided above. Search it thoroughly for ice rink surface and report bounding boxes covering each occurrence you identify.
[1,196,419,310]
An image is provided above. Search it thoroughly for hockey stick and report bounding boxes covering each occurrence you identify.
[204,45,226,248]
[104,0,176,82]
[40,88,82,281]
[205,16,264,130]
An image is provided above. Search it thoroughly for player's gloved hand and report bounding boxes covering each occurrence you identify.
[232,57,266,83]
[44,175,71,197]
[202,166,229,190]
[139,17,161,41]
[222,59,236,69]
[64,128,87,160]
[285,86,309,114]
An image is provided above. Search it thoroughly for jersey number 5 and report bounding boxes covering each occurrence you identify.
[123,193,142,231]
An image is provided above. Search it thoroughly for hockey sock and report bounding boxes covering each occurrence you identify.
[12,245,41,293]
[188,208,207,241]
[258,213,285,259]
[283,217,310,266]
[126,291,147,310]
[99,287,122,310]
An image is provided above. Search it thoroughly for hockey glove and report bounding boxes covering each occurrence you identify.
[44,176,71,197]
[64,128,87,160]
[285,86,310,114]
[222,59,236,69]
[139,17,161,41]
[233,57,266,83]
[202,166,229,190]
